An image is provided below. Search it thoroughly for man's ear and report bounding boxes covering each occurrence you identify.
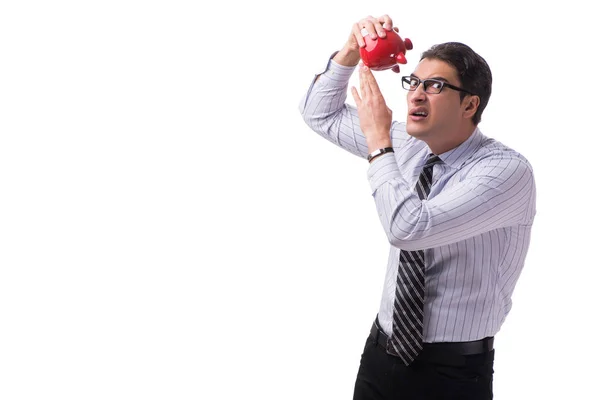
[463,95,480,120]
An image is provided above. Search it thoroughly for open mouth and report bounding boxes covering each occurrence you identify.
[409,109,428,119]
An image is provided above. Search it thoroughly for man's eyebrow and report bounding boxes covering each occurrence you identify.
[410,73,450,82]
[428,76,450,82]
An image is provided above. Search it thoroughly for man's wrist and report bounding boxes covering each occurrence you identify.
[367,138,393,154]
[368,147,394,163]
[333,47,361,67]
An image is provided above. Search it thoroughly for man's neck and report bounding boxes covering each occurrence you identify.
[428,125,477,155]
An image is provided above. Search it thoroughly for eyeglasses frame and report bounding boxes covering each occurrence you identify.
[401,75,474,96]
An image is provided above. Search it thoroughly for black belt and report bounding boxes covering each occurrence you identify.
[370,321,494,356]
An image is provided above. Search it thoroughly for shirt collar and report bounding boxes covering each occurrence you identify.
[433,127,484,169]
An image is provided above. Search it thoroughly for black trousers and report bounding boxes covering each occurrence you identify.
[353,335,495,400]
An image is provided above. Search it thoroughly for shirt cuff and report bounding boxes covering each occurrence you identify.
[368,153,404,193]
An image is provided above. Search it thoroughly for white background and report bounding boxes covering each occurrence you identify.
[1,1,598,399]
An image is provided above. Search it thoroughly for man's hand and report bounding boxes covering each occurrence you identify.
[351,63,393,153]
[333,15,398,68]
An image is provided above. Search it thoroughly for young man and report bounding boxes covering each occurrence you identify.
[298,15,536,400]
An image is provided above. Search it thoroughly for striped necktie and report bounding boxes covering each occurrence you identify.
[386,153,442,365]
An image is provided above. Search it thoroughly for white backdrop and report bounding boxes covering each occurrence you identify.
[1,1,598,399]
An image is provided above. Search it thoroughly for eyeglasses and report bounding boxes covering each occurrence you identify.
[401,76,473,95]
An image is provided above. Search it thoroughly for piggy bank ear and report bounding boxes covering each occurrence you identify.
[396,53,407,64]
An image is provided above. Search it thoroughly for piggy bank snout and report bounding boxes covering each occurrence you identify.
[396,53,407,64]
[395,38,412,64]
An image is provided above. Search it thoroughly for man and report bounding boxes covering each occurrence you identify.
[298,15,536,400]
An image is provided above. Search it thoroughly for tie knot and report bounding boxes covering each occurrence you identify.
[424,154,442,169]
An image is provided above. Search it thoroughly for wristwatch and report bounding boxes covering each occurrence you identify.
[368,147,395,162]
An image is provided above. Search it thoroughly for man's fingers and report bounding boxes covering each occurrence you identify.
[358,66,367,98]
[358,16,387,39]
[358,19,377,40]
[359,64,373,98]
[352,23,366,48]
[373,21,387,38]
[378,14,393,31]
[355,15,396,41]
[360,64,380,96]
[351,86,362,106]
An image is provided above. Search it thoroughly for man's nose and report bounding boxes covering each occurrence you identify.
[409,86,427,103]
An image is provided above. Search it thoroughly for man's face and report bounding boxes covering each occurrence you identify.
[405,58,467,142]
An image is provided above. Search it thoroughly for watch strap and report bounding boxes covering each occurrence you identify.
[367,147,394,162]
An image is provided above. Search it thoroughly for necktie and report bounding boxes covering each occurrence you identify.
[386,153,442,365]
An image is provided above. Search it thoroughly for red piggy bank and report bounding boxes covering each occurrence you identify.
[359,28,413,72]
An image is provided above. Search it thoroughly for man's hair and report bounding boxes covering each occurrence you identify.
[420,42,492,125]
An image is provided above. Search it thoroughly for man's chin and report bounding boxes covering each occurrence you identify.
[406,123,426,139]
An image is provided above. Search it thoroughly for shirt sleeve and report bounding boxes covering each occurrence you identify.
[368,150,536,251]
[298,56,369,159]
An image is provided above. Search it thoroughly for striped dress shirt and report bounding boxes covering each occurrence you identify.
[299,58,536,342]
